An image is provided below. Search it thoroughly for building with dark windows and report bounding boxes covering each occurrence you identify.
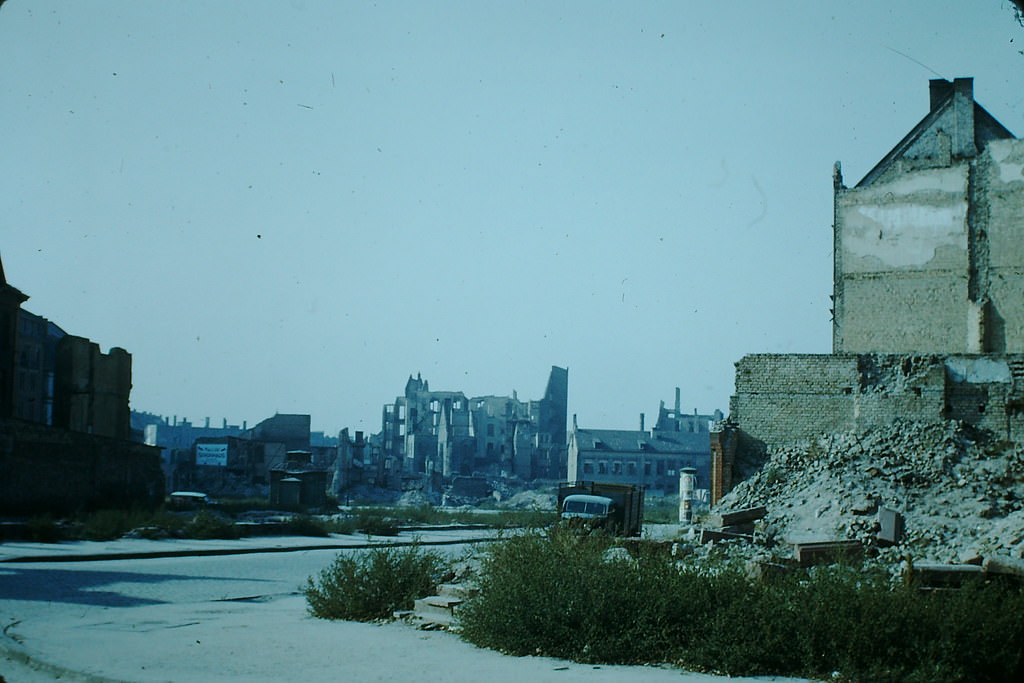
[378,366,569,487]
[567,389,720,498]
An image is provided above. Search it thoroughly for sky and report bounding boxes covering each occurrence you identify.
[2,1,1023,435]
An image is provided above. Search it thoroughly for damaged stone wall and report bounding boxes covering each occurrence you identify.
[833,81,1024,355]
[729,353,1024,466]
[982,139,1024,352]
[0,417,164,514]
[834,165,971,353]
[717,79,1024,505]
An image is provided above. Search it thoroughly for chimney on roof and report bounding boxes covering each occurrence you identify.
[640,413,645,432]
[953,77,973,102]
[674,387,681,414]
[952,77,976,158]
[929,79,953,111]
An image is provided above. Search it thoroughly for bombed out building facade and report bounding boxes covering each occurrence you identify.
[0,252,163,513]
[380,366,568,485]
[714,79,1024,503]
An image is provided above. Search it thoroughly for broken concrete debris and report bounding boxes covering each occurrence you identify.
[876,507,904,547]
[712,419,1024,565]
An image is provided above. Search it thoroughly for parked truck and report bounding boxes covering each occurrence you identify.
[557,481,645,537]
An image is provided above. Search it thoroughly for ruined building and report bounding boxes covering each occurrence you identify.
[0,251,163,513]
[567,388,721,497]
[379,366,568,486]
[714,78,1024,503]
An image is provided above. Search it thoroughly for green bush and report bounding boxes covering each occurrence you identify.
[211,497,305,515]
[355,512,400,536]
[304,544,447,621]
[27,515,62,543]
[280,515,329,537]
[324,515,359,535]
[183,510,240,539]
[457,530,1024,681]
[79,509,157,541]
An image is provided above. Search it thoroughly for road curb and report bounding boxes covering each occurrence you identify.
[2,620,131,683]
[1,535,503,563]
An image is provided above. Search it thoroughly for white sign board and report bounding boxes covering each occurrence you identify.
[196,443,228,467]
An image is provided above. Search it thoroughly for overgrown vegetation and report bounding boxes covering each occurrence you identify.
[340,504,555,530]
[15,500,553,544]
[183,510,241,539]
[457,529,1024,682]
[303,544,447,621]
[279,514,330,537]
[26,514,61,542]
[353,511,400,537]
[641,497,682,523]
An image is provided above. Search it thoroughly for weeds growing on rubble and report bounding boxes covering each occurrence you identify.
[303,544,447,621]
[457,529,1024,682]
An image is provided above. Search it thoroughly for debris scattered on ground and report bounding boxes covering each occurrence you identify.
[713,420,1024,564]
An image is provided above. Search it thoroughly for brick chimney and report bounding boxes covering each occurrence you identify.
[929,79,953,111]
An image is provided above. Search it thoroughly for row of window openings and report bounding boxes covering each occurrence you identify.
[582,460,692,476]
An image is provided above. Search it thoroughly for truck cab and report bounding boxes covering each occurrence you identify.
[556,481,644,536]
[560,494,615,520]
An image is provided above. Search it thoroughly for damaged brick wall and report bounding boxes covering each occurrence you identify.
[833,81,1024,355]
[0,418,164,514]
[728,353,1024,466]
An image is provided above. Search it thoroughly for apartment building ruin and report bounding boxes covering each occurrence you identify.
[379,366,568,486]
[714,78,1024,503]
[0,251,163,513]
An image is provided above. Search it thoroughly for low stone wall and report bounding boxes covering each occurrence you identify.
[722,353,1024,495]
[0,418,164,514]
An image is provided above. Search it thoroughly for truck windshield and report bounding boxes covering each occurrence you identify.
[563,500,608,515]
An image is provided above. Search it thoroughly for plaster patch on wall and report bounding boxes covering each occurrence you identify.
[854,165,967,198]
[844,203,966,268]
[944,356,1011,384]
[988,139,1024,185]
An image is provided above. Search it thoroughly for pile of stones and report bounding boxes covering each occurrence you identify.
[715,420,1024,563]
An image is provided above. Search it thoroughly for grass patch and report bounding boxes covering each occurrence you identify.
[304,544,447,621]
[183,510,240,539]
[76,508,185,541]
[279,515,329,537]
[642,497,680,523]
[354,511,400,537]
[457,529,1024,681]
[211,497,308,515]
[26,515,61,543]
[343,504,556,530]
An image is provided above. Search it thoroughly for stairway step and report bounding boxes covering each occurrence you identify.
[438,583,478,600]
[414,595,462,619]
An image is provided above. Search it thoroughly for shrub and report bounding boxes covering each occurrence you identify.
[458,531,1024,681]
[27,515,62,543]
[280,515,329,537]
[324,515,359,535]
[183,510,240,539]
[355,512,399,537]
[79,509,155,541]
[303,544,447,621]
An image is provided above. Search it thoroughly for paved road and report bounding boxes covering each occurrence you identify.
[0,533,808,683]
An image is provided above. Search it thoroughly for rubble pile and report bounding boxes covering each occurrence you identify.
[716,420,1024,562]
[495,489,557,510]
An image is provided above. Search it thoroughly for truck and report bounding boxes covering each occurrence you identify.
[557,481,645,537]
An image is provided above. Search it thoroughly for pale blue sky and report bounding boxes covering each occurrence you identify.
[2,1,1022,434]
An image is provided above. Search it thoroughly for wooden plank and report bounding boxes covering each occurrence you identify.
[792,540,862,566]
